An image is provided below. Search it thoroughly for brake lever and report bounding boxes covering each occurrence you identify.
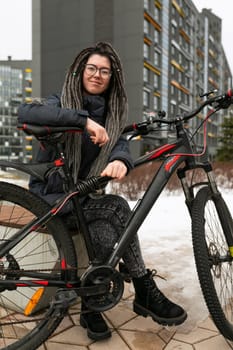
[136,122,150,135]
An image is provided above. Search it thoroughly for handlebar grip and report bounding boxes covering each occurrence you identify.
[227,89,233,98]
[122,123,138,134]
[76,176,112,196]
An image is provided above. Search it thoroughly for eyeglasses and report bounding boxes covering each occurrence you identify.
[84,64,112,79]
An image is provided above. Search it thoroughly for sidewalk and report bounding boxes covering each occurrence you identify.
[38,283,233,350]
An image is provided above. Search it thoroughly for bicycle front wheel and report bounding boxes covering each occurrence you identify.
[192,186,233,340]
[0,182,77,350]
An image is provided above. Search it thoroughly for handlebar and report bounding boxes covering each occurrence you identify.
[18,89,232,140]
[123,89,233,134]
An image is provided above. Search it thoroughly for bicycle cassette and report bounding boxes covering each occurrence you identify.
[80,265,124,312]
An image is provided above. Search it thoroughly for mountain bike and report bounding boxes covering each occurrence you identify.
[0,89,232,349]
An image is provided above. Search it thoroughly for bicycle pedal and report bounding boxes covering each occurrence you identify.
[53,289,78,309]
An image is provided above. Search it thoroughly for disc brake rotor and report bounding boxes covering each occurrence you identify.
[0,254,20,292]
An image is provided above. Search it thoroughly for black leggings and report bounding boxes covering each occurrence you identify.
[35,190,147,278]
[82,194,146,278]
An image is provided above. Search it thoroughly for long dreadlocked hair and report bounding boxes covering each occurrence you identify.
[61,42,128,183]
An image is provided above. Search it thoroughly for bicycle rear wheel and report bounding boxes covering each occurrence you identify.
[0,182,77,350]
[192,186,233,340]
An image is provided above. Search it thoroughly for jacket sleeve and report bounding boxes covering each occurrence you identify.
[108,135,134,172]
[18,94,88,128]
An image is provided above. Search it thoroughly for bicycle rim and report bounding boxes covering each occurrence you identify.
[0,182,77,350]
[192,186,233,340]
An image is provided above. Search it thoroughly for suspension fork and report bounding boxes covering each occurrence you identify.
[177,161,220,215]
[177,164,195,215]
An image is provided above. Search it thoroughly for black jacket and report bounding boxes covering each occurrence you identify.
[18,94,134,203]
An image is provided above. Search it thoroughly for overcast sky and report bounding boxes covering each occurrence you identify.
[0,0,232,75]
[0,0,32,60]
[193,0,233,74]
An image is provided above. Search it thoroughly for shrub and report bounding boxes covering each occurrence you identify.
[109,161,233,200]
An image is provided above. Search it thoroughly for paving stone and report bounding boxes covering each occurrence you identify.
[37,344,46,350]
[119,314,162,333]
[225,339,233,349]
[174,327,218,343]
[194,334,232,350]
[46,343,86,350]
[158,327,176,343]
[197,316,219,333]
[164,340,193,349]
[50,315,74,336]
[119,329,165,350]
[89,331,130,350]
[105,301,136,328]
[48,325,92,346]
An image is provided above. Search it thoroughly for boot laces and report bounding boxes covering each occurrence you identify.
[146,269,167,304]
[151,269,167,281]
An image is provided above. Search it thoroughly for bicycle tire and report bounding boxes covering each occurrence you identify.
[192,186,233,340]
[0,182,77,350]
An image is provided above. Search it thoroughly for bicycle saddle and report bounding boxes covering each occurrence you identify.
[17,123,82,137]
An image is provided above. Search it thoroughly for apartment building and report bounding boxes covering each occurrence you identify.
[0,0,231,161]
[0,58,32,161]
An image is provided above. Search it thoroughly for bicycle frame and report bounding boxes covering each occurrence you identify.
[0,117,219,290]
[106,120,219,268]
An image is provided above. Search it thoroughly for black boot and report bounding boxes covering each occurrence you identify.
[133,269,187,326]
[80,304,111,341]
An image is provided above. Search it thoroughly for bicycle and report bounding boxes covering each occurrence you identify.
[0,89,232,349]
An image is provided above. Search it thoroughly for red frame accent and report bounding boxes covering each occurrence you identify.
[164,155,181,172]
[61,259,67,270]
[148,143,177,160]
[54,159,64,166]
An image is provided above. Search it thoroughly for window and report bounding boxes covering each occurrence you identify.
[154,29,159,44]
[184,94,189,105]
[171,45,175,56]
[178,71,182,83]
[171,103,176,117]
[171,25,176,36]
[154,74,159,89]
[143,90,150,107]
[144,19,149,35]
[143,67,149,83]
[171,85,175,96]
[153,95,158,110]
[144,43,149,59]
[154,51,160,66]
[178,90,182,102]
[144,0,149,10]
[154,6,160,21]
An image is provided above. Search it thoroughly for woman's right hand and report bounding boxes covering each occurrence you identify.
[86,117,109,146]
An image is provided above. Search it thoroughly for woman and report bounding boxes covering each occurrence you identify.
[18,42,187,341]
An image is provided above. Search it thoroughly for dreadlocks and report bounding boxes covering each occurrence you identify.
[60,42,128,183]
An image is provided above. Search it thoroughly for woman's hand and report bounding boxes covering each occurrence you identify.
[101,160,127,180]
[86,117,109,146]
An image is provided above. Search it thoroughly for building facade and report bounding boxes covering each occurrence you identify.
[0,0,232,162]
[0,58,32,161]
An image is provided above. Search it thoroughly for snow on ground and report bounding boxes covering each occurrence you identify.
[130,189,233,333]
[0,169,232,333]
